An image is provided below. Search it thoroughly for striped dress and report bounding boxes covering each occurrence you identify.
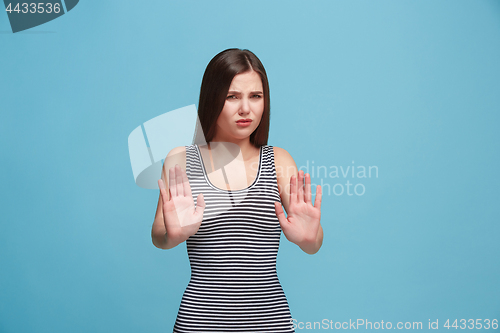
[172,144,295,332]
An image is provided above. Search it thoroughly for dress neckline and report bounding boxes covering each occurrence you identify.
[194,144,263,192]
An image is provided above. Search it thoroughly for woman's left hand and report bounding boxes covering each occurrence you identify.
[274,170,323,254]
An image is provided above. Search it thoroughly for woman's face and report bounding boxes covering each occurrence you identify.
[213,70,264,143]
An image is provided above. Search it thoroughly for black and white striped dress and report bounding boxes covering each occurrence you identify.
[172,144,295,332]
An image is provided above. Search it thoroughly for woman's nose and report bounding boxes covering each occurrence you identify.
[239,97,251,114]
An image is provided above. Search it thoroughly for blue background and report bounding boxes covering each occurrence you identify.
[1,1,499,332]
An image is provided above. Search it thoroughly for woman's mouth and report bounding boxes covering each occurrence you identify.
[236,119,252,127]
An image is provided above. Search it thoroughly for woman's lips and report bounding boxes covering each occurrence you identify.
[236,119,252,127]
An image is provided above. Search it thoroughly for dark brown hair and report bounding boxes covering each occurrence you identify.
[192,48,270,148]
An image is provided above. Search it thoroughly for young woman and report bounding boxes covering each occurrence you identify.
[152,48,323,332]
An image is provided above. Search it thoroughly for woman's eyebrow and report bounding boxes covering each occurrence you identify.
[227,90,263,95]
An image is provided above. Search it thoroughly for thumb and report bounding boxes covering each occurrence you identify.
[274,201,288,231]
[158,179,168,202]
[195,193,206,216]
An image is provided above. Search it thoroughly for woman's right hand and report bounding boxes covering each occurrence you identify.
[158,164,205,244]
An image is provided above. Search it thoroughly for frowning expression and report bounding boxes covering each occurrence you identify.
[213,70,264,142]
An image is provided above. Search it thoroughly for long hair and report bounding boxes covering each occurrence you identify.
[192,49,270,148]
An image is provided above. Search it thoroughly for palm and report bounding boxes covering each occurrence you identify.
[274,170,322,247]
[158,164,205,241]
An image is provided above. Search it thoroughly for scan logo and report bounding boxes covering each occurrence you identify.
[4,0,78,33]
[128,105,251,217]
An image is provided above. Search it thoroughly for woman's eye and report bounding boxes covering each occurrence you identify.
[252,94,262,98]
[226,95,236,100]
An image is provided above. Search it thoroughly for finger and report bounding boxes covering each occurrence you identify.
[314,185,322,210]
[290,174,297,205]
[298,170,304,203]
[194,193,206,216]
[274,202,289,232]
[304,173,311,204]
[175,164,184,196]
[181,166,192,198]
[169,167,177,197]
[158,179,167,202]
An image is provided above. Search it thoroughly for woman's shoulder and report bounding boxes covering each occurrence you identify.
[269,146,298,188]
[270,146,297,169]
[163,146,188,173]
[168,145,187,153]
[270,145,292,159]
[165,144,201,155]
[165,145,189,159]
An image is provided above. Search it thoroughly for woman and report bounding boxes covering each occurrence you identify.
[152,48,323,332]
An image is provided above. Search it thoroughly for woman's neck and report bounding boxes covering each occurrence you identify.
[208,138,258,161]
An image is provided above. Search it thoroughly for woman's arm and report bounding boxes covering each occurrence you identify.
[152,146,186,249]
[273,147,323,254]
[151,146,205,249]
